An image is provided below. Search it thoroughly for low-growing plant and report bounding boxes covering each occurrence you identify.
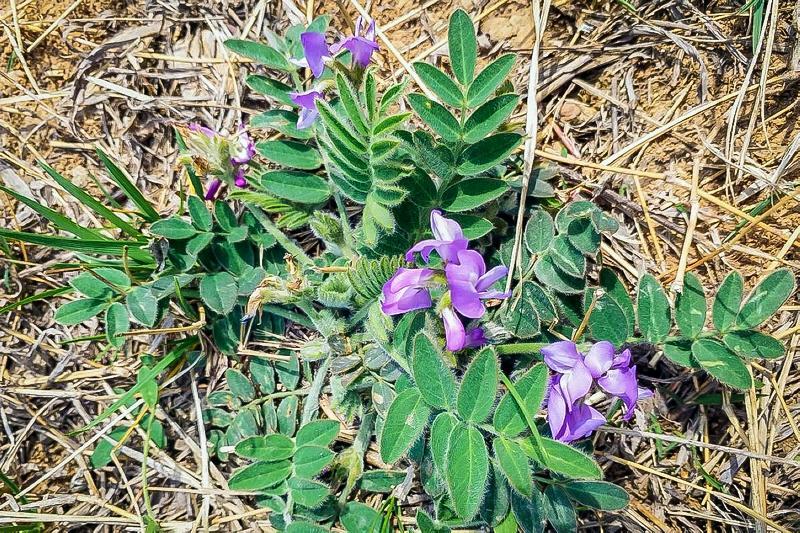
[1,9,794,533]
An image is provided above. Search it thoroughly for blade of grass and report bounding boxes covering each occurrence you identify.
[96,149,160,222]
[0,184,101,240]
[0,286,72,314]
[71,337,197,434]
[40,161,142,238]
[0,228,153,263]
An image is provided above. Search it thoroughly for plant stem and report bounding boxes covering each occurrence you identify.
[142,409,155,518]
[495,342,548,356]
[333,189,356,257]
[301,356,332,425]
[246,205,314,266]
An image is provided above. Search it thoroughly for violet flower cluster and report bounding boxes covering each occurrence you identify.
[182,124,255,201]
[290,17,379,130]
[543,340,652,442]
[380,210,509,351]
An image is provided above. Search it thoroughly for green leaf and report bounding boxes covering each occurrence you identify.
[458,133,522,176]
[675,273,706,338]
[275,352,300,389]
[724,330,784,359]
[691,338,752,389]
[447,214,493,239]
[565,218,600,254]
[226,368,255,402]
[379,388,431,463]
[277,395,298,435]
[90,427,128,468]
[544,485,577,533]
[637,273,671,342]
[533,253,584,294]
[463,94,518,143]
[713,271,743,332]
[407,93,461,142]
[511,488,546,533]
[494,436,531,496]
[501,282,542,339]
[246,75,294,106]
[318,100,366,153]
[336,74,368,137]
[40,161,141,238]
[448,9,477,85]
[294,445,335,478]
[257,140,322,170]
[358,470,407,493]
[288,477,329,508]
[186,232,214,256]
[561,480,629,510]
[105,302,129,348]
[70,273,112,299]
[286,522,328,533]
[413,62,463,107]
[412,333,457,410]
[457,348,498,423]
[187,196,212,231]
[373,112,411,136]
[296,419,340,448]
[429,411,458,473]
[96,149,160,222]
[234,434,295,461]
[55,298,107,325]
[524,208,555,254]
[441,178,509,212]
[495,511,520,533]
[260,171,330,204]
[341,502,380,533]
[588,291,629,346]
[598,268,635,339]
[537,437,602,479]
[736,269,795,329]
[224,39,289,70]
[0,184,100,240]
[663,339,699,368]
[445,422,489,520]
[251,109,313,140]
[549,235,585,277]
[416,509,450,533]
[228,460,292,490]
[136,367,158,410]
[150,217,198,240]
[250,357,275,394]
[493,363,548,437]
[200,272,238,315]
[126,286,158,326]
[481,464,511,527]
[467,53,515,107]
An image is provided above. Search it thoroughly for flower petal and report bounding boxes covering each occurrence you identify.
[597,366,639,419]
[204,179,222,201]
[476,265,508,292]
[465,327,487,348]
[405,239,439,263]
[560,403,606,442]
[584,341,615,379]
[442,307,466,351]
[547,380,568,440]
[300,32,330,78]
[559,362,593,406]
[612,348,632,369]
[430,210,464,242]
[449,280,484,319]
[541,341,582,373]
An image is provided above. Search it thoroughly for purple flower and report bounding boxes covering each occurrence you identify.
[290,89,324,129]
[299,31,331,78]
[445,249,510,319]
[331,16,379,68]
[230,127,255,165]
[441,306,465,351]
[380,268,435,316]
[405,210,469,264]
[543,340,652,441]
[188,122,216,138]
[547,378,606,442]
[465,327,487,348]
[205,178,222,201]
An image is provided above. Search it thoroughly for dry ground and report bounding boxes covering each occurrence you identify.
[1,0,799,531]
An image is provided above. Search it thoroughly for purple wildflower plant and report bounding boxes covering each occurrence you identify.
[290,89,324,130]
[331,16,379,69]
[381,210,508,352]
[182,123,255,200]
[543,340,652,442]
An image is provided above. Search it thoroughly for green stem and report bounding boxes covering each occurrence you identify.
[495,342,548,356]
[142,410,155,518]
[243,387,310,410]
[246,205,314,266]
[301,356,332,425]
[333,190,356,257]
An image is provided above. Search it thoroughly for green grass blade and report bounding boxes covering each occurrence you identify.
[72,337,197,434]
[0,228,153,263]
[0,286,72,314]
[39,161,142,238]
[96,149,160,222]
[0,184,101,240]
